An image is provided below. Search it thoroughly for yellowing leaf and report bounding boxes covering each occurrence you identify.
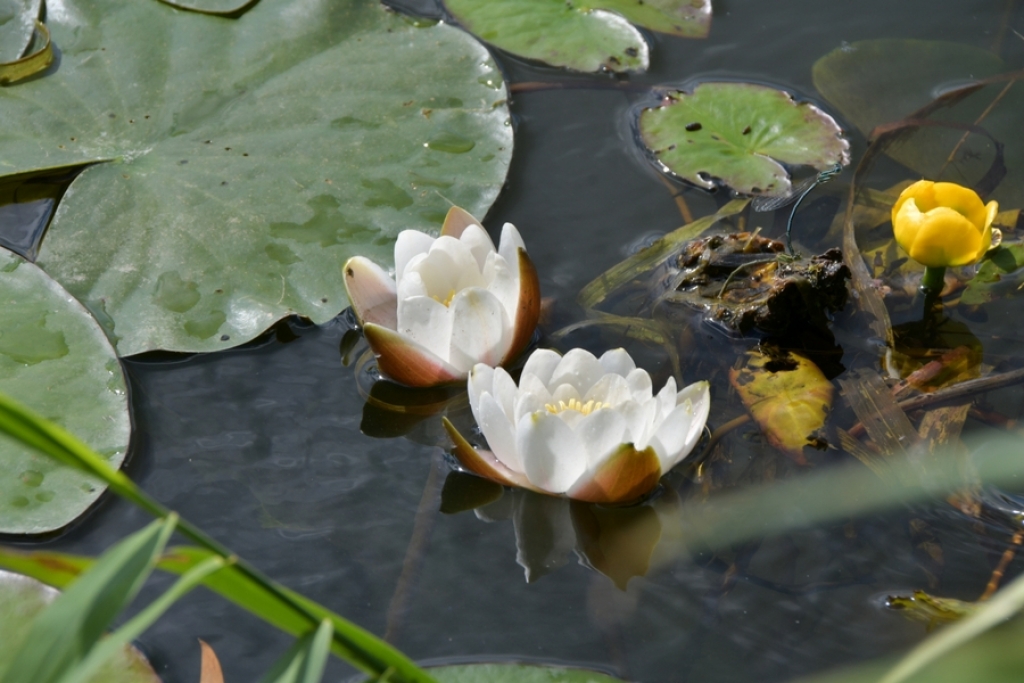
[729,348,833,463]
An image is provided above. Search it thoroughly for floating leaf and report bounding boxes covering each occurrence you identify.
[639,82,849,196]
[443,0,647,72]
[0,0,39,62]
[0,570,160,683]
[443,0,710,73]
[729,347,833,463]
[1,0,512,355]
[0,248,130,535]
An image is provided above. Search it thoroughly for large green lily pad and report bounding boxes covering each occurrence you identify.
[0,0,512,356]
[638,82,849,196]
[813,40,1024,206]
[0,248,130,535]
[0,569,160,683]
[0,0,39,62]
[443,0,711,73]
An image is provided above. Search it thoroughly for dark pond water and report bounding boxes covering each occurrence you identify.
[5,1,1024,681]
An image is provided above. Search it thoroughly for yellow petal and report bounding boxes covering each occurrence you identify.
[931,181,988,228]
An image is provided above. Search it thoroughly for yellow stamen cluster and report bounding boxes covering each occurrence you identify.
[544,398,608,416]
[431,289,457,307]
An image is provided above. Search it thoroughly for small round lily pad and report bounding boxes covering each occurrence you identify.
[0,248,130,535]
[639,82,849,196]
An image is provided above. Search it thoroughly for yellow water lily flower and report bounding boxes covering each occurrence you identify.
[891,180,998,268]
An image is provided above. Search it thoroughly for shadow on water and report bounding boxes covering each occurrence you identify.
[4,1,1024,682]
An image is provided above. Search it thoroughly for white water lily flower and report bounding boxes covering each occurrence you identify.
[343,207,540,387]
[444,347,711,504]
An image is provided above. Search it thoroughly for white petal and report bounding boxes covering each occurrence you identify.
[514,391,547,423]
[557,410,587,431]
[549,348,605,395]
[517,374,552,412]
[394,230,436,281]
[498,222,527,267]
[468,364,496,416]
[651,381,711,471]
[492,366,519,420]
[396,269,428,302]
[396,295,453,361]
[626,398,660,450]
[459,224,498,271]
[521,348,563,386]
[343,256,397,329]
[575,409,627,469]
[598,348,635,377]
[478,392,524,473]
[655,376,678,422]
[448,288,512,372]
[432,236,487,291]
[583,373,632,407]
[517,411,587,493]
[626,368,653,402]
[482,251,520,320]
[550,383,582,406]
[411,239,480,299]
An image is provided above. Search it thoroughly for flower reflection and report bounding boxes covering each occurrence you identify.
[343,207,540,387]
[447,478,683,588]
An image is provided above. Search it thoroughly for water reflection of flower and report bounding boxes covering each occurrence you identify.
[892,180,998,269]
[343,207,540,387]
[466,485,683,588]
[445,347,710,504]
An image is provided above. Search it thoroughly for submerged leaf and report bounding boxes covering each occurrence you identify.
[813,40,1024,206]
[0,249,130,535]
[1,0,512,355]
[639,82,848,196]
[729,347,833,463]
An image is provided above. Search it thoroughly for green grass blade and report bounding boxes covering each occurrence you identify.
[58,555,226,683]
[0,516,176,683]
[0,392,436,683]
[0,392,162,518]
[259,619,334,683]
